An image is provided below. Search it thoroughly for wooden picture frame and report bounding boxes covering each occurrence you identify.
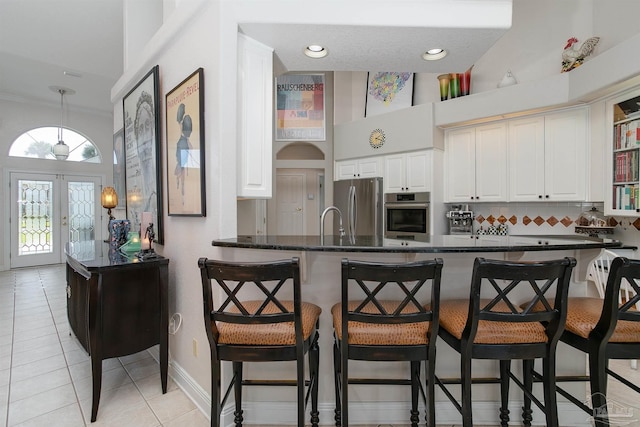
[165,68,206,216]
[123,65,164,244]
[275,73,325,141]
[112,128,125,209]
[365,72,414,117]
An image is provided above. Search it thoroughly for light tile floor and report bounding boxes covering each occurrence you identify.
[1,264,638,427]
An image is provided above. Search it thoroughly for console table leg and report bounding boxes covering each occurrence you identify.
[90,357,102,422]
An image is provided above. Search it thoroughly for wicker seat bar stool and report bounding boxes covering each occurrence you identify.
[198,257,321,427]
[332,258,444,427]
[542,256,640,427]
[436,257,576,427]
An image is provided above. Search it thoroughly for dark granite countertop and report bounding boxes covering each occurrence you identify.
[212,235,631,253]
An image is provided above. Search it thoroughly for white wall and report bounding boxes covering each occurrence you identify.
[0,99,113,271]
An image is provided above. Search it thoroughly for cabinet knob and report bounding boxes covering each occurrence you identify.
[538,195,543,199]
[545,195,549,199]
[471,196,475,200]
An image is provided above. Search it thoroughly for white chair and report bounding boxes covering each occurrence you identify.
[586,249,639,369]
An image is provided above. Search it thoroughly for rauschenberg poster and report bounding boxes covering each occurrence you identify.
[276,74,325,141]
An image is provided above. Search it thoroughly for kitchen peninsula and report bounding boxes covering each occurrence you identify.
[212,234,631,426]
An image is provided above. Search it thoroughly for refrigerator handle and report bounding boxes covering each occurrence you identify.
[349,185,357,236]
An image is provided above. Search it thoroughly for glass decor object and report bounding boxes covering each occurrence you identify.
[119,231,141,255]
[437,74,450,101]
[449,73,460,98]
[460,66,473,96]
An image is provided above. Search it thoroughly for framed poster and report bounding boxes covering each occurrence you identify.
[123,65,164,244]
[165,68,206,216]
[275,73,325,141]
[112,128,125,209]
[365,72,414,117]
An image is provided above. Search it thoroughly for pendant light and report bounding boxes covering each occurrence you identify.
[50,86,75,160]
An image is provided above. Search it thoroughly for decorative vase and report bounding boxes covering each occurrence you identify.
[460,65,473,96]
[437,74,450,101]
[449,73,461,98]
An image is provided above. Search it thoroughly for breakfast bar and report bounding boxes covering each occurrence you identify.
[212,234,631,426]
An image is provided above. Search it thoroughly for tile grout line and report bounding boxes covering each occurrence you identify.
[4,272,15,427]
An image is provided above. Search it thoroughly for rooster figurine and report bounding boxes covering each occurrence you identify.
[562,36,600,72]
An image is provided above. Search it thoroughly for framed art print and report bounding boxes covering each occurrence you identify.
[275,73,325,141]
[122,65,164,244]
[365,72,414,117]
[165,67,206,216]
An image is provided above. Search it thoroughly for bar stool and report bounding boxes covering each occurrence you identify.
[551,256,640,427]
[436,257,576,427]
[198,257,321,427]
[332,258,444,427]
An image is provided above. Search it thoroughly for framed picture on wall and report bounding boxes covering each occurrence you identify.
[165,67,206,216]
[275,73,325,141]
[122,65,164,244]
[112,128,125,209]
[365,72,414,117]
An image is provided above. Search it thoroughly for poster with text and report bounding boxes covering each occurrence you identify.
[276,74,325,141]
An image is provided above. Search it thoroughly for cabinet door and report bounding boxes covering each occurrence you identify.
[358,157,382,178]
[544,109,587,201]
[509,117,545,201]
[384,154,406,193]
[475,122,508,201]
[335,159,358,180]
[446,128,476,202]
[405,150,431,192]
[237,34,273,198]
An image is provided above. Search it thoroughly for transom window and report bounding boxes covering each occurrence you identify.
[8,126,101,163]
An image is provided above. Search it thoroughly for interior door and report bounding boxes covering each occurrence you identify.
[276,173,305,235]
[10,172,102,268]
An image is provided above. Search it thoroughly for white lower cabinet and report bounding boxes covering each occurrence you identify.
[384,150,431,193]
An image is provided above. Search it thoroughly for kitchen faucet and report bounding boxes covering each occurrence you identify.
[320,206,345,243]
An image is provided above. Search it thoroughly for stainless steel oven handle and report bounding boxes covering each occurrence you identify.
[385,203,430,209]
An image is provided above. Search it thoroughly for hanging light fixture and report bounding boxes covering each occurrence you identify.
[49,86,75,160]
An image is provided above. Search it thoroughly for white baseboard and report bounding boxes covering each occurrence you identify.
[159,353,592,427]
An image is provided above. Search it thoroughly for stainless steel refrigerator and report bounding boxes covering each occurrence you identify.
[333,177,384,238]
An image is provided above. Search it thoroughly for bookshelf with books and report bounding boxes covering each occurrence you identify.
[607,88,640,214]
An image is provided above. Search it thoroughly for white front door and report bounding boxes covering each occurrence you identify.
[10,172,102,268]
[276,173,305,235]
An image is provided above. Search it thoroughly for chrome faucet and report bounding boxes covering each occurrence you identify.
[320,206,345,241]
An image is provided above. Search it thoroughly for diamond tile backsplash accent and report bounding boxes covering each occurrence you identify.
[464,202,637,236]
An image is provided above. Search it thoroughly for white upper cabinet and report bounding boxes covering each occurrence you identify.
[335,156,382,181]
[509,109,587,202]
[236,33,273,198]
[384,150,431,193]
[544,109,587,201]
[508,116,546,201]
[445,123,507,202]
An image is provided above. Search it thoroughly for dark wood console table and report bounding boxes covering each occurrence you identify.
[65,241,169,422]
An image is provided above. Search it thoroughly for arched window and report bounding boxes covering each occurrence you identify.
[8,126,102,163]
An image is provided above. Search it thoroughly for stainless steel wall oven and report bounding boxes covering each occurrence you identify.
[384,192,430,240]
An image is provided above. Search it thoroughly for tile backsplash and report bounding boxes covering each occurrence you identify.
[464,202,640,236]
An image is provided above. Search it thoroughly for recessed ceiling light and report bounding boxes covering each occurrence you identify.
[304,45,328,59]
[422,48,447,61]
